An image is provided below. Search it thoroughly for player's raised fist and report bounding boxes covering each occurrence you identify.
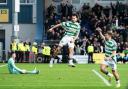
[96,27,102,32]
[48,28,53,32]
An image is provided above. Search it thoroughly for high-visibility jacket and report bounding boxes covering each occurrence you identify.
[87,45,94,53]
[22,45,26,52]
[18,43,25,51]
[32,46,38,54]
[11,42,17,51]
[25,44,30,51]
[42,46,51,56]
[45,46,51,56]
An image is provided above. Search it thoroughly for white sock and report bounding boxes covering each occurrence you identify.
[107,72,113,77]
[59,58,62,63]
[54,59,57,64]
[69,59,73,65]
[116,80,120,84]
[50,58,54,65]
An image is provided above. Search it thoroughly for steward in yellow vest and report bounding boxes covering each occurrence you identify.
[10,41,17,52]
[24,42,30,62]
[32,42,38,55]
[87,45,94,53]
[18,42,25,52]
[87,44,94,64]
[31,42,38,62]
[17,41,25,63]
[42,44,51,63]
[45,46,51,56]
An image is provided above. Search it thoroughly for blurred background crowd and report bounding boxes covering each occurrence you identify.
[45,1,128,54]
[8,1,128,64]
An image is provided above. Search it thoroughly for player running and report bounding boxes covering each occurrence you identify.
[48,14,80,67]
[96,27,120,88]
[8,52,39,74]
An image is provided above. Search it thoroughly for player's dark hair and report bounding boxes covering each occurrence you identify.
[10,52,15,56]
[72,13,79,18]
[8,52,15,58]
[106,31,113,36]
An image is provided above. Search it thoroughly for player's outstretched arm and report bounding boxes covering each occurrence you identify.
[48,23,62,32]
[96,27,105,40]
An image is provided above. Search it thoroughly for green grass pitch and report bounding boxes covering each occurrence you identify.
[0,63,128,89]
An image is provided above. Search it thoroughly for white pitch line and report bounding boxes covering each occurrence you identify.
[0,64,7,67]
[0,84,107,87]
[92,69,111,86]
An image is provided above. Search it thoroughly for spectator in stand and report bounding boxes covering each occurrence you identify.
[92,3,103,19]
[67,1,73,17]
[47,3,56,17]
[123,47,128,64]
[75,45,81,55]
[87,44,94,63]
[111,3,117,16]
[117,53,123,63]
[103,6,110,18]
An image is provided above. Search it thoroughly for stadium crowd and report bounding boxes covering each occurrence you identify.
[45,1,128,63]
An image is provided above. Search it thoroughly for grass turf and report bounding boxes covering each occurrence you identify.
[0,63,128,89]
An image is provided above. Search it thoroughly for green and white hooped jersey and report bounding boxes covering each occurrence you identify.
[61,21,80,37]
[105,39,117,57]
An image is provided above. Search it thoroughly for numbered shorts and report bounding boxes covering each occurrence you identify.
[59,35,74,48]
[101,59,117,70]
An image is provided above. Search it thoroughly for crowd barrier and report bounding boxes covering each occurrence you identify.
[93,53,125,64]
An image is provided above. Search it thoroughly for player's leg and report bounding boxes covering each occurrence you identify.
[21,67,39,74]
[11,70,21,74]
[111,62,120,88]
[112,70,120,88]
[49,46,62,67]
[55,46,61,57]
[49,57,54,67]
[100,64,112,76]
[68,38,75,67]
[11,68,39,74]
[100,61,113,79]
[25,70,39,74]
[68,47,75,67]
[49,36,67,67]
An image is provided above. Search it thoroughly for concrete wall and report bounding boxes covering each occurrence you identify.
[0,24,36,51]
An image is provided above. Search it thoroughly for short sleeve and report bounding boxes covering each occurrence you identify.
[112,41,117,51]
[61,22,66,28]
